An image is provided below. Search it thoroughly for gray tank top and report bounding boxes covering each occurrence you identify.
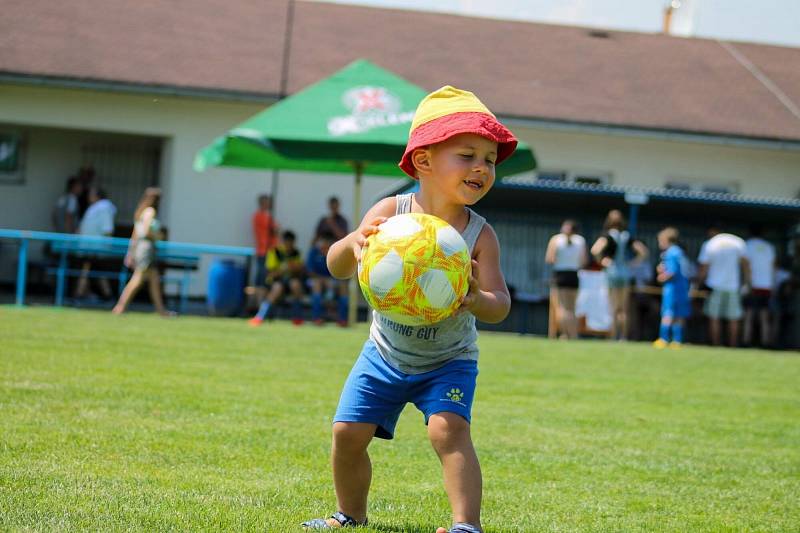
[369,193,486,374]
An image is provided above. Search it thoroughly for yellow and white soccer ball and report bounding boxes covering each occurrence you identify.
[358,213,471,325]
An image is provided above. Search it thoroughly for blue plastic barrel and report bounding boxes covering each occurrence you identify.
[207,259,246,317]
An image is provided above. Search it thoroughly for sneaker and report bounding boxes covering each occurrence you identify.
[652,338,668,349]
[313,319,325,326]
[336,320,348,328]
[669,341,683,350]
[291,318,304,326]
[248,317,263,327]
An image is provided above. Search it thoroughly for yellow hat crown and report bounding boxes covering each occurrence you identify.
[410,86,495,133]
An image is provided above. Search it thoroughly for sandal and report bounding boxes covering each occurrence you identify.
[301,511,367,529]
[448,524,482,533]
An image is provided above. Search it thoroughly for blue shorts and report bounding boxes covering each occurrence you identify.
[662,286,690,319]
[334,340,479,440]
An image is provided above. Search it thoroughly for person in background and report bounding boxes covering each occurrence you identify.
[743,224,776,348]
[591,209,648,340]
[314,196,349,243]
[76,166,96,218]
[112,188,170,316]
[306,231,349,326]
[249,230,306,326]
[252,194,279,304]
[653,227,691,349]
[74,186,116,300]
[698,224,750,347]
[545,219,587,339]
[52,177,83,234]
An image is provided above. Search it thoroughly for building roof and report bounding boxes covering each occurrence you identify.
[3,0,800,142]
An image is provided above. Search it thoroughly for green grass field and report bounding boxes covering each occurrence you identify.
[1,306,798,532]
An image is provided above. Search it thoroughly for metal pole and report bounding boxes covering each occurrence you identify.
[15,238,28,306]
[347,163,364,326]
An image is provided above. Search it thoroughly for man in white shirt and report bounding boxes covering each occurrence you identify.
[743,225,776,348]
[75,186,117,300]
[698,226,750,347]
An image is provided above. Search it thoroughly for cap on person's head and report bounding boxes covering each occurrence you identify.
[399,86,518,179]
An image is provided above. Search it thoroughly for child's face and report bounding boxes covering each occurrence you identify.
[423,133,498,205]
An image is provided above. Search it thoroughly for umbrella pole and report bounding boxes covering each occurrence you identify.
[347,162,364,326]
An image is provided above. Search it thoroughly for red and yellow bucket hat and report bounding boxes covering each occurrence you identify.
[399,85,518,179]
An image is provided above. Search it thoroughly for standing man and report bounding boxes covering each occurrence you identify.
[743,224,776,348]
[252,194,279,289]
[698,225,750,347]
[313,196,349,243]
[52,177,83,234]
[75,186,116,300]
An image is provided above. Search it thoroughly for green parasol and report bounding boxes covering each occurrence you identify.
[194,59,537,323]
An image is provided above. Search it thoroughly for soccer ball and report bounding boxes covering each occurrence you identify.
[358,213,471,325]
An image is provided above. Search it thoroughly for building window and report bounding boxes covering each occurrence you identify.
[0,131,26,185]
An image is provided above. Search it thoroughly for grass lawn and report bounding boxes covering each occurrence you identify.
[1,306,798,532]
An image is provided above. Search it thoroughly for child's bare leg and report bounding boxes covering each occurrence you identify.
[331,421,375,524]
[428,412,481,530]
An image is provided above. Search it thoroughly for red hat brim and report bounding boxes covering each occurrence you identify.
[399,111,518,179]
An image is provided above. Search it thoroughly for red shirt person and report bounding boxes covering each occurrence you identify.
[252,194,279,286]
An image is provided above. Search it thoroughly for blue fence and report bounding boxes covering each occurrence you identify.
[0,229,254,312]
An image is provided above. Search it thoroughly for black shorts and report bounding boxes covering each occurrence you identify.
[553,270,579,289]
[744,289,771,310]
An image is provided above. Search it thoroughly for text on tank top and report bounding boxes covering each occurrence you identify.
[369,193,485,374]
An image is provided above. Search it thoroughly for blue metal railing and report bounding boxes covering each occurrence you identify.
[0,229,254,308]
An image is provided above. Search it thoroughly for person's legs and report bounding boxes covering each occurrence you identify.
[671,318,685,344]
[658,315,673,342]
[743,307,755,346]
[557,287,578,339]
[336,279,349,325]
[728,320,740,348]
[429,412,482,530]
[609,286,629,340]
[112,268,146,314]
[289,278,304,322]
[146,268,168,315]
[330,422,376,525]
[709,318,722,346]
[75,261,92,297]
[759,308,771,347]
[310,277,324,322]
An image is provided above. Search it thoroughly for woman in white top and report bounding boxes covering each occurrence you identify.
[545,219,588,339]
[112,188,170,316]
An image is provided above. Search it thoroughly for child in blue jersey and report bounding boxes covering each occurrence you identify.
[302,87,517,533]
[653,227,691,348]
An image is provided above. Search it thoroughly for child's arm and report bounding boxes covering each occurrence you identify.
[459,224,511,323]
[326,197,395,280]
[544,235,557,265]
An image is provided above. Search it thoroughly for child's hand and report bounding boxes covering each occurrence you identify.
[456,259,481,315]
[600,256,613,268]
[352,216,388,260]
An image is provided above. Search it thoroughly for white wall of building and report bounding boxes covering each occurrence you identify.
[0,85,404,293]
